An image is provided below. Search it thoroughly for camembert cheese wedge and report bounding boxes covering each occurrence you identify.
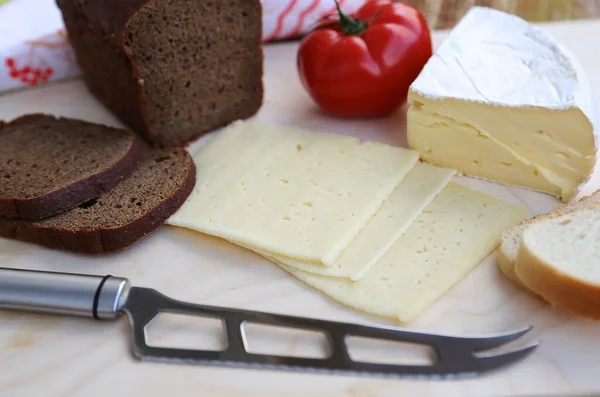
[407,7,598,202]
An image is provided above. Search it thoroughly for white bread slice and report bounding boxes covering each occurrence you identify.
[514,204,600,319]
[498,191,600,290]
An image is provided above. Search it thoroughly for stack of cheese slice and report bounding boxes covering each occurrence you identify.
[167,121,528,323]
[407,6,598,202]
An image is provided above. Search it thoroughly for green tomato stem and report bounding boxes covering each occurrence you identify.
[335,0,366,36]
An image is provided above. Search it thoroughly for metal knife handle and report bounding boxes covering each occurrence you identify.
[0,267,130,320]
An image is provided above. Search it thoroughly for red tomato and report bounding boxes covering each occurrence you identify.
[297,0,433,118]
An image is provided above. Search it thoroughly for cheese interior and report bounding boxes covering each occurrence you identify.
[275,184,529,323]
[408,94,596,201]
[253,162,456,280]
[167,121,420,264]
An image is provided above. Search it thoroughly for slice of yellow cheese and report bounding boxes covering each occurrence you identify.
[167,121,420,264]
[270,184,529,323]
[252,163,456,280]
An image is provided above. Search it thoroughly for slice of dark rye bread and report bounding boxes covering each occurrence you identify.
[0,114,143,220]
[56,0,264,147]
[0,148,196,254]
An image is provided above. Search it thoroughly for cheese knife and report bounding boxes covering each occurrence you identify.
[0,267,538,379]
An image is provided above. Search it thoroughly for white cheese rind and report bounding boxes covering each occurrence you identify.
[167,121,420,264]
[408,6,598,200]
[251,163,456,280]
[410,6,598,150]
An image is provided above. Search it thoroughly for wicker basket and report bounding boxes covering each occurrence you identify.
[403,0,600,29]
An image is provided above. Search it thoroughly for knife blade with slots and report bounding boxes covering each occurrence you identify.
[0,267,538,379]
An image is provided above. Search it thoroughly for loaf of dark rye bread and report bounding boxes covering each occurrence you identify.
[56,0,264,147]
[0,114,143,220]
[0,148,196,254]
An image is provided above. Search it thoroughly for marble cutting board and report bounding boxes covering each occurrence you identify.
[1,20,600,397]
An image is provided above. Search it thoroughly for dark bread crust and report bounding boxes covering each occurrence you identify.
[0,149,196,254]
[56,0,264,148]
[0,114,144,220]
[55,0,149,140]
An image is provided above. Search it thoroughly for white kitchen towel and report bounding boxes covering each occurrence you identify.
[0,0,367,94]
[0,0,79,93]
[262,0,366,41]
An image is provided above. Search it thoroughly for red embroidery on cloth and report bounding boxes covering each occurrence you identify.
[288,0,322,38]
[264,0,300,42]
[5,57,53,86]
[4,29,71,87]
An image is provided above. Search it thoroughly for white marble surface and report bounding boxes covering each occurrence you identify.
[1,20,600,397]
